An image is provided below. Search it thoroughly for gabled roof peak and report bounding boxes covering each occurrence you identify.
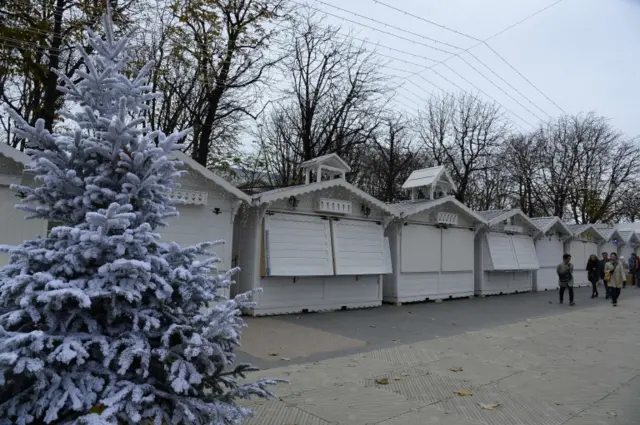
[300,153,351,184]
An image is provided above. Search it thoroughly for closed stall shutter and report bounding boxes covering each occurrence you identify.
[600,242,617,256]
[401,224,441,273]
[264,214,334,276]
[441,227,474,272]
[536,237,564,268]
[332,219,386,275]
[569,241,586,269]
[512,235,540,270]
[486,233,518,270]
[161,205,231,270]
[584,242,598,260]
[383,237,393,274]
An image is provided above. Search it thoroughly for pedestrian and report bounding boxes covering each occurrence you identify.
[557,253,575,306]
[630,253,638,287]
[635,253,640,288]
[605,253,626,307]
[621,256,630,287]
[586,254,600,298]
[600,252,610,299]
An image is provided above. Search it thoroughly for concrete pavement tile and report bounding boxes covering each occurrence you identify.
[562,376,640,425]
[240,317,366,361]
[365,370,474,404]
[432,384,572,425]
[377,405,485,425]
[240,365,339,398]
[360,345,445,367]
[417,355,524,387]
[284,383,418,425]
[242,400,332,425]
[494,368,618,410]
[416,334,503,357]
[571,342,640,368]
[303,355,402,384]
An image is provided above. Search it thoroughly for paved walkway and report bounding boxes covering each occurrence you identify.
[239,292,640,424]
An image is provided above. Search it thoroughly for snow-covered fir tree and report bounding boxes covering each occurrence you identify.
[0,10,277,425]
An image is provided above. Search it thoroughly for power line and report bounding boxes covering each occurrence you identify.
[305,0,536,129]
[370,0,567,114]
[455,56,544,122]
[311,0,464,52]
[290,0,458,55]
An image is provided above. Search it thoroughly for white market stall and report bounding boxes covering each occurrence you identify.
[566,224,605,287]
[233,154,396,316]
[384,166,486,303]
[160,152,252,299]
[0,144,48,266]
[617,230,640,262]
[530,216,572,291]
[475,209,540,295]
[598,228,624,257]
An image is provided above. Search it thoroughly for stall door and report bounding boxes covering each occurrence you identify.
[599,242,618,256]
[486,233,519,270]
[619,244,634,262]
[568,241,588,285]
[441,227,475,294]
[332,219,386,275]
[584,242,598,261]
[536,236,564,269]
[264,214,334,276]
[568,241,586,269]
[162,205,231,270]
[511,235,540,270]
[535,236,564,291]
[400,224,441,273]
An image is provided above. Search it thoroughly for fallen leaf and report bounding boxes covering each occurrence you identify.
[280,357,291,361]
[479,403,500,410]
[454,390,473,396]
[268,352,279,356]
[375,377,389,385]
[449,367,464,372]
[607,412,617,417]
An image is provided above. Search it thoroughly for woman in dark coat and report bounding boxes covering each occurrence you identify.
[587,254,600,298]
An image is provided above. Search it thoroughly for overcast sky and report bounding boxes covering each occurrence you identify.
[296,0,640,138]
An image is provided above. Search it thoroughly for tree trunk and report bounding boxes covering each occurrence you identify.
[38,0,65,131]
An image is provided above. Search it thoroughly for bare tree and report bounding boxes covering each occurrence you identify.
[565,114,640,223]
[416,92,509,204]
[162,0,288,166]
[1,0,137,142]
[255,8,389,184]
[356,115,424,203]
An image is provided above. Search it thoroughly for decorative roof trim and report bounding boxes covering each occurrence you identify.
[300,153,352,173]
[396,196,486,224]
[252,179,397,216]
[168,189,208,206]
[171,151,251,203]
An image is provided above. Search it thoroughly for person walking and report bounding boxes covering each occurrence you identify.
[557,254,575,306]
[600,252,610,299]
[630,253,639,287]
[586,254,600,298]
[605,253,626,307]
[635,253,640,288]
